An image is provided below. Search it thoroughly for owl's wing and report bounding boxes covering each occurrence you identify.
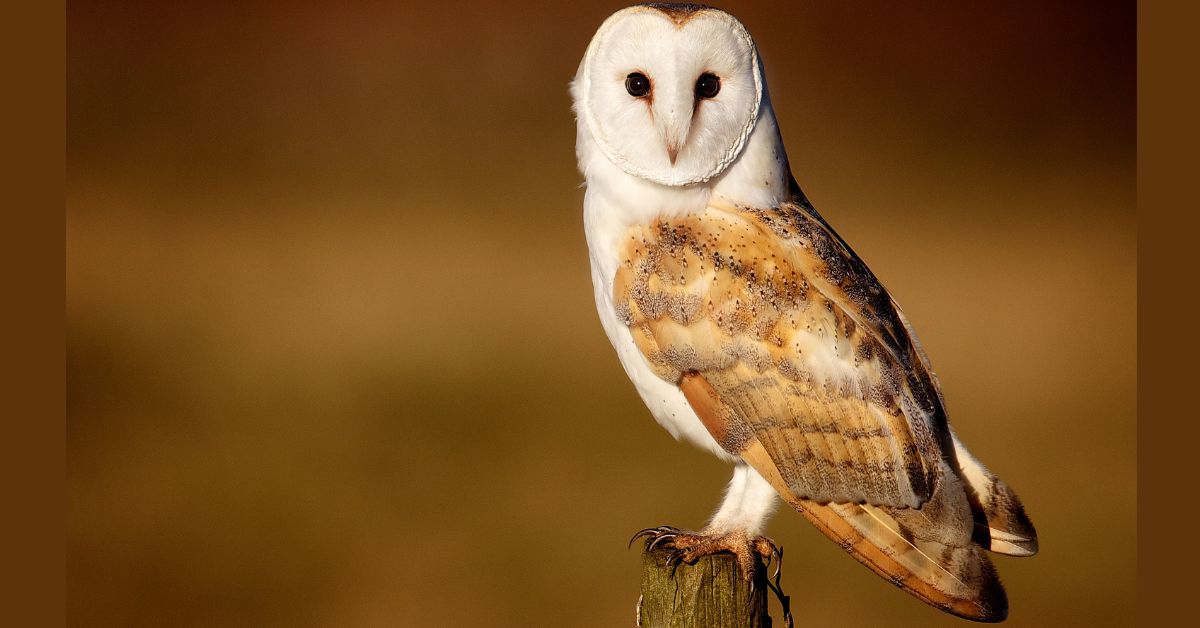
[614,199,1008,621]
[614,199,946,507]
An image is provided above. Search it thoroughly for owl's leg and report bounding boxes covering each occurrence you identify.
[708,463,780,535]
[631,464,781,580]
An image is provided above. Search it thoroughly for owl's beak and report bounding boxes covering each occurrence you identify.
[657,92,693,167]
[660,117,690,166]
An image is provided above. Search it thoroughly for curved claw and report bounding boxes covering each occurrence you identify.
[664,548,684,567]
[647,532,679,552]
[628,525,683,550]
[628,529,654,549]
[632,527,783,588]
[664,548,691,578]
[771,545,784,581]
[764,544,794,628]
[630,527,665,542]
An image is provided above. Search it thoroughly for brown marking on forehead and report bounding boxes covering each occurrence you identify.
[641,2,716,26]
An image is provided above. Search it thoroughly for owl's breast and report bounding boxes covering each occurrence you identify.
[583,192,734,461]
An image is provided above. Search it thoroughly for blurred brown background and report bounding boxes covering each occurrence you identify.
[67,1,1135,626]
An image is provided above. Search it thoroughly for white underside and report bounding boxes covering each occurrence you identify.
[586,212,781,535]
[579,93,791,534]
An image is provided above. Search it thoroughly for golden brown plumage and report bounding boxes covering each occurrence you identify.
[613,193,1033,622]
[573,5,1035,620]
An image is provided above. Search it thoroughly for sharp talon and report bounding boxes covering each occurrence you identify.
[634,527,781,589]
[665,550,685,578]
[647,534,677,552]
[630,526,686,550]
[763,544,793,628]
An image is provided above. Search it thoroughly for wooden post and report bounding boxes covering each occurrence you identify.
[638,543,771,628]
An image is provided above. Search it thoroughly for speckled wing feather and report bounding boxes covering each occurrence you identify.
[613,198,945,507]
[614,197,1010,621]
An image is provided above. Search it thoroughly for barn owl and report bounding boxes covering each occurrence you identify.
[572,3,1037,623]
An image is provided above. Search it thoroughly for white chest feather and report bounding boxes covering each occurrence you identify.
[584,188,734,461]
[579,102,789,462]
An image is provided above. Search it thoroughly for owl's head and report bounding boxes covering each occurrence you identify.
[573,4,764,187]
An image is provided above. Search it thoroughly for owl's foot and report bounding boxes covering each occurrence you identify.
[630,525,778,581]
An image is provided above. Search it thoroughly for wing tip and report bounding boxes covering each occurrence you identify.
[955,556,1009,623]
[792,500,1013,623]
[905,546,1008,623]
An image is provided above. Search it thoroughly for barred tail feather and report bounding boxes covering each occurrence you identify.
[951,433,1039,557]
[894,307,1038,557]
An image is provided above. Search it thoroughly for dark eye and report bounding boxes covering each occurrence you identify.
[625,72,651,98]
[695,73,721,99]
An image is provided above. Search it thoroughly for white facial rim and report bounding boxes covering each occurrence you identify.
[579,7,763,187]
